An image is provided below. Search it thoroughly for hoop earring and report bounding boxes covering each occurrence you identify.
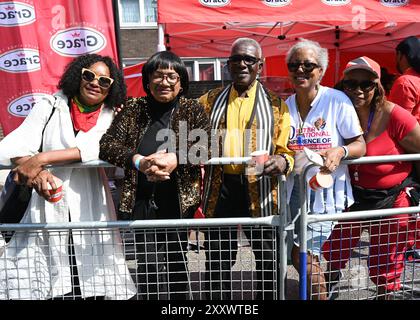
[179,88,183,93]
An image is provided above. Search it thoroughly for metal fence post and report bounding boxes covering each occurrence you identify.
[298,165,314,300]
[277,174,288,300]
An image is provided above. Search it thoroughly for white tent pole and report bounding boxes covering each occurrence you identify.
[157,23,166,52]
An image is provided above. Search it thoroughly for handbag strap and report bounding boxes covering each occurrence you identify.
[39,97,57,153]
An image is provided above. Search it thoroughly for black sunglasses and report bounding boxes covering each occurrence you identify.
[81,68,114,89]
[228,54,260,66]
[342,79,376,92]
[287,61,320,73]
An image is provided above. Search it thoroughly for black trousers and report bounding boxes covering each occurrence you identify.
[204,174,277,300]
[133,199,190,300]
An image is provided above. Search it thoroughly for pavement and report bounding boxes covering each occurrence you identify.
[122,227,419,300]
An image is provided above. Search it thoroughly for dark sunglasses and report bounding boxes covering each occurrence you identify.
[342,79,376,92]
[287,61,320,73]
[81,68,114,89]
[228,54,260,66]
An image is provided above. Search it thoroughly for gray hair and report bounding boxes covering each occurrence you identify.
[286,38,328,80]
[231,37,263,58]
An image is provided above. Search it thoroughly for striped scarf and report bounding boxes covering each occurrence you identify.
[205,81,276,217]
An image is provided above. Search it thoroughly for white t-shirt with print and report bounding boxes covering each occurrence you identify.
[285,85,363,214]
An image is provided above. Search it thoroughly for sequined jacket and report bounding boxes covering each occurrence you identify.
[99,96,210,219]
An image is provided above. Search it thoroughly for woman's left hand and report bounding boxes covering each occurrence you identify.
[318,147,345,173]
[31,170,57,200]
[13,154,45,186]
[144,152,178,182]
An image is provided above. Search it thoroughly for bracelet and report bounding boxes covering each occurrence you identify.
[134,155,144,171]
[278,153,290,175]
[341,146,349,159]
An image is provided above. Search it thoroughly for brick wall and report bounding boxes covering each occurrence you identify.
[120,29,158,60]
[186,80,232,99]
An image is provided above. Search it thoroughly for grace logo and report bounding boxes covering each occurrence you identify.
[380,0,409,7]
[50,27,106,57]
[0,2,35,27]
[321,0,351,6]
[0,48,40,73]
[262,0,292,7]
[8,93,52,117]
[199,0,231,8]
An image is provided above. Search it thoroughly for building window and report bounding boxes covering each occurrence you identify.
[183,58,229,81]
[198,63,215,81]
[119,0,157,27]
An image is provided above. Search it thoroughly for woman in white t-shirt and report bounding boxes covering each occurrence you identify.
[285,39,366,300]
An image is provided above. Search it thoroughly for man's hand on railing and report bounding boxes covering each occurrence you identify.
[263,155,286,176]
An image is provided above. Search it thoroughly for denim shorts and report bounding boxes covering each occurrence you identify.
[289,175,338,257]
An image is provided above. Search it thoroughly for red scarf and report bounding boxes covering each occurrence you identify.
[70,99,102,132]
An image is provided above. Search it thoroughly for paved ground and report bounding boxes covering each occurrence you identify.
[123,228,420,300]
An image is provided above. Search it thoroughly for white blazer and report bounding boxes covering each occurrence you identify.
[0,91,136,300]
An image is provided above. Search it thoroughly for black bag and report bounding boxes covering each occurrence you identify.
[0,99,57,239]
[0,172,32,241]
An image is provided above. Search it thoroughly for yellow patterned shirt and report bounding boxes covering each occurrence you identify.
[223,81,258,174]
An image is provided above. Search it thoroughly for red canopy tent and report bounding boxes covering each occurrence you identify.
[123,61,146,97]
[156,0,420,87]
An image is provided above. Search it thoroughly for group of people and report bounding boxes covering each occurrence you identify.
[0,33,419,300]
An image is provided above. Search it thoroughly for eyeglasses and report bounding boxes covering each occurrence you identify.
[151,72,180,85]
[81,68,114,89]
[342,79,376,92]
[287,61,320,73]
[228,55,260,66]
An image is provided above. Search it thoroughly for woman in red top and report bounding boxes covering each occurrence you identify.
[323,56,420,300]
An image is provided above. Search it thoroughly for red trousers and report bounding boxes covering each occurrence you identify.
[323,191,420,291]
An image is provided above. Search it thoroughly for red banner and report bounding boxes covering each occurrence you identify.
[0,0,118,135]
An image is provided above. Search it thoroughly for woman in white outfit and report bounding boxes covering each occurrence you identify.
[0,54,136,300]
[284,39,366,299]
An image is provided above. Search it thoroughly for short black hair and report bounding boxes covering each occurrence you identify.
[57,54,126,108]
[396,36,420,73]
[142,51,189,96]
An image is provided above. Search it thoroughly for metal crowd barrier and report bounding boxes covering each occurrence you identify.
[299,154,420,300]
[0,158,290,300]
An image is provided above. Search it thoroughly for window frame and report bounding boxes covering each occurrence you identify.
[118,0,158,29]
[183,58,228,81]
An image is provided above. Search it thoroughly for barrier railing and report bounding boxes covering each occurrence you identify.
[299,154,420,300]
[0,158,289,300]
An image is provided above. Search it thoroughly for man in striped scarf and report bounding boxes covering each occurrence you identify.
[199,37,294,300]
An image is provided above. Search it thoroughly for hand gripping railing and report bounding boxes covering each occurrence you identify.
[299,153,420,300]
